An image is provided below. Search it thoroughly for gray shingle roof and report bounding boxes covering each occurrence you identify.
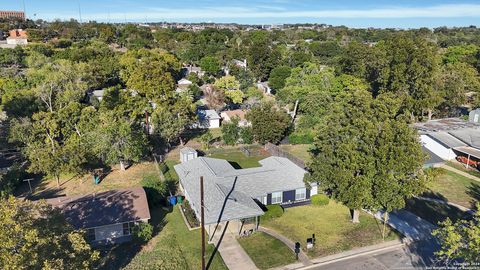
[174,156,307,224]
[422,146,444,167]
[448,128,480,149]
[427,132,467,148]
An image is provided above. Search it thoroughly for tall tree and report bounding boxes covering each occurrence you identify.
[373,34,441,119]
[93,112,147,171]
[0,196,99,270]
[308,90,427,223]
[246,102,290,144]
[432,203,480,264]
[120,49,180,102]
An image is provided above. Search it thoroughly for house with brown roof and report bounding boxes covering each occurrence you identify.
[220,109,250,127]
[45,187,151,245]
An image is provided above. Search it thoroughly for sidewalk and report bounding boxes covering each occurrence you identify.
[372,209,436,241]
[213,232,259,270]
[258,226,312,266]
[440,164,480,183]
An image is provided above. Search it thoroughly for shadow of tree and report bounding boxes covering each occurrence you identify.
[96,205,173,270]
[466,183,480,209]
[420,190,448,201]
[404,198,470,225]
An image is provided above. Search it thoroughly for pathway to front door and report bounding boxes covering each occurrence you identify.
[210,222,259,270]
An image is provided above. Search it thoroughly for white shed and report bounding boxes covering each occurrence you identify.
[469,109,480,124]
[198,109,221,129]
[180,147,198,163]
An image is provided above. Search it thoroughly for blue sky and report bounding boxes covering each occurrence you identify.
[2,0,480,28]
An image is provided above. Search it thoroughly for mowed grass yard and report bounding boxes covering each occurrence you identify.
[261,202,399,258]
[208,147,269,169]
[238,232,296,270]
[279,144,313,163]
[426,169,480,208]
[446,161,480,178]
[18,162,160,198]
[98,206,227,270]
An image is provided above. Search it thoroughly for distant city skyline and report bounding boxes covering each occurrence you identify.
[2,0,480,28]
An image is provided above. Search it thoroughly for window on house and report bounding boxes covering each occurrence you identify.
[123,222,135,235]
[87,228,96,241]
[295,188,306,201]
[271,192,283,204]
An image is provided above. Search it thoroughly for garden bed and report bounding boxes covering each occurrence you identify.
[179,200,200,229]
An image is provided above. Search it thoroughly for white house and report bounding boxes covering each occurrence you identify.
[420,134,458,161]
[257,82,272,94]
[197,109,221,129]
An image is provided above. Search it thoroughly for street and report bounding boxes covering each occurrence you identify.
[304,239,439,270]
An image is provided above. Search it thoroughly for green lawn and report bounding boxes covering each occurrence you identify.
[208,150,265,169]
[261,202,399,258]
[238,232,296,270]
[404,198,470,225]
[279,144,313,163]
[100,206,227,270]
[446,161,480,178]
[164,160,179,181]
[426,169,479,208]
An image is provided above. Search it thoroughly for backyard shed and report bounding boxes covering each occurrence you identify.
[180,147,198,163]
[469,109,480,124]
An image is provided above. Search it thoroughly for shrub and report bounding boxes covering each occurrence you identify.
[311,194,329,206]
[289,132,314,144]
[133,222,153,242]
[141,175,168,206]
[262,205,284,221]
[240,126,253,144]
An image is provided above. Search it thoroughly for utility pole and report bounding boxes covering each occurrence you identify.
[78,1,82,23]
[22,0,26,20]
[200,176,206,270]
[23,178,34,194]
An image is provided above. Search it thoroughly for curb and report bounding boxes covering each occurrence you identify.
[273,239,406,270]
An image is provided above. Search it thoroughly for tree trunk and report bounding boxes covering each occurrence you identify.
[120,160,126,171]
[351,209,360,223]
[56,175,60,188]
[382,212,389,240]
[427,109,433,121]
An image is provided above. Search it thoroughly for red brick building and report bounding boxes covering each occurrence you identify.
[0,11,25,20]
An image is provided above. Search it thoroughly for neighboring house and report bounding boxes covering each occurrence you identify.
[232,59,247,70]
[89,89,105,102]
[414,118,480,163]
[45,187,151,245]
[196,109,221,129]
[256,82,272,94]
[6,29,27,45]
[469,108,480,124]
[423,146,444,168]
[176,78,193,93]
[220,109,250,127]
[174,156,316,238]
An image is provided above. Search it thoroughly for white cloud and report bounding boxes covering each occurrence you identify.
[40,4,480,21]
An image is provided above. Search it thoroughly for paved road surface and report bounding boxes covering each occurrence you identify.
[304,239,439,270]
